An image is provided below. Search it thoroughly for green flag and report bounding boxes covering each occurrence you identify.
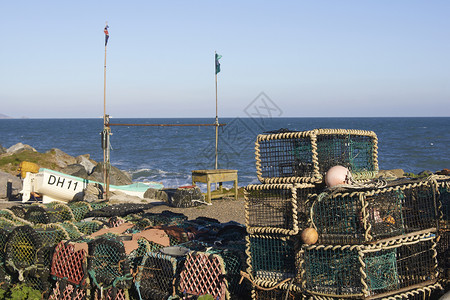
[215,53,222,74]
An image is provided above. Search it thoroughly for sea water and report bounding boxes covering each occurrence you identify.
[0,117,449,188]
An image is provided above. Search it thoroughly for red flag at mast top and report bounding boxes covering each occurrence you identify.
[104,24,109,46]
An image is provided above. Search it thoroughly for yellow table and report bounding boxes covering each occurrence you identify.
[192,169,238,204]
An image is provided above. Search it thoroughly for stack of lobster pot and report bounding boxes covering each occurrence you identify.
[244,128,380,299]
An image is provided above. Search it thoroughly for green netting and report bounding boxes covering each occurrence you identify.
[258,137,314,179]
[8,205,27,219]
[364,249,399,292]
[4,225,42,277]
[68,201,92,221]
[316,134,376,174]
[59,221,83,239]
[303,247,361,295]
[248,234,297,281]
[73,220,104,235]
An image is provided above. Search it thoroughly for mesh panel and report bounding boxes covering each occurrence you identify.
[179,251,229,300]
[9,205,27,219]
[316,134,376,174]
[51,240,90,285]
[48,280,87,300]
[247,234,298,281]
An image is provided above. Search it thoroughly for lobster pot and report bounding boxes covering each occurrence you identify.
[67,201,92,222]
[299,233,438,298]
[250,279,302,300]
[48,281,87,300]
[24,203,74,224]
[179,247,245,300]
[4,225,40,279]
[51,239,92,286]
[245,183,317,235]
[135,250,186,300]
[437,178,450,228]
[255,129,378,184]
[88,236,134,290]
[246,234,300,282]
[4,225,67,282]
[311,179,438,245]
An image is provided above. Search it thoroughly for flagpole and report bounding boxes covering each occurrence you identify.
[103,22,110,200]
[214,51,219,170]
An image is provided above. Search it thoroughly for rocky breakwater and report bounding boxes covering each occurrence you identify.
[0,142,138,202]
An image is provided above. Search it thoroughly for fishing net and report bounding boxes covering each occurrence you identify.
[67,201,92,221]
[87,236,133,290]
[255,128,378,184]
[8,205,27,219]
[51,239,91,286]
[0,209,31,225]
[311,178,438,244]
[58,221,84,239]
[73,220,105,235]
[299,233,438,298]
[244,183,317,235]
[48,280,87,300]
[85,203,153,218]
[246,234,299,282]
[88,200,110,211]
[140,210,188,227]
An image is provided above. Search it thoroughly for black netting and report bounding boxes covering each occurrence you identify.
[86,203,153,218]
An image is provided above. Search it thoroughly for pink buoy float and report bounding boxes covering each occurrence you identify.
[325,165,352,187]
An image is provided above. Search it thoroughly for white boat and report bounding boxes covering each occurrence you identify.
[20,168,163,203]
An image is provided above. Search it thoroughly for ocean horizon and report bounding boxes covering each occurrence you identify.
[1,117,449,188]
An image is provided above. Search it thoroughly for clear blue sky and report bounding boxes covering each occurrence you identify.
[1,1,449,118]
